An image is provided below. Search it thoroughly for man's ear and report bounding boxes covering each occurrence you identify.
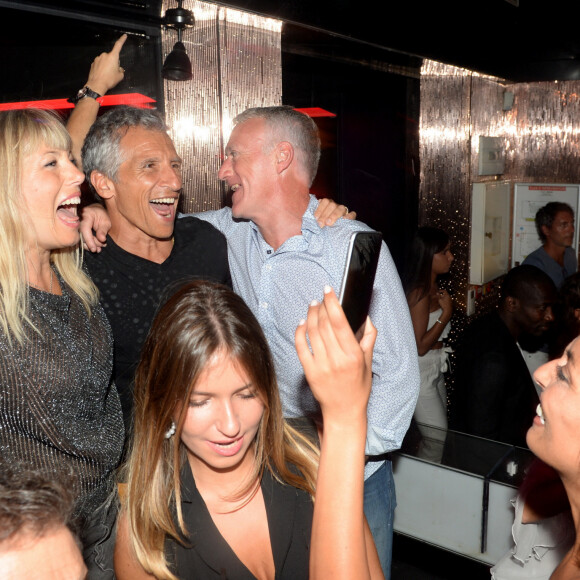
[90,171,116,200]
[540,224,550,241]
[275,142,294,174]
[505,295,519,312]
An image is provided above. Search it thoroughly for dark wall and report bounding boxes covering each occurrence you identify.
[282,51,420,270]
[0,7,162,108]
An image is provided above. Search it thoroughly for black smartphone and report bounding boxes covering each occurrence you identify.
[338,231,383,340]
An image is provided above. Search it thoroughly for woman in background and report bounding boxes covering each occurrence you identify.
[403,226,453,461]
[0,108,124,577]
[115,280,382,580]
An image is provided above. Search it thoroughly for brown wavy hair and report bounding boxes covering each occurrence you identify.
[123,280,319,579]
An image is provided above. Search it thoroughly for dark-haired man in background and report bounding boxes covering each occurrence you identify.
[450,265,557,447]
[522,201,576,289]
[521,202,577,373]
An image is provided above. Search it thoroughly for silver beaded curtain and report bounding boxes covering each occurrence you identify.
[161,0,282,214]
[420,60,580,322]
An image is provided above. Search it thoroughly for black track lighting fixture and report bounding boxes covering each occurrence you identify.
[162,0,195,81]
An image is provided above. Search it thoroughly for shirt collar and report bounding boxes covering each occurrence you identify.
[301,195,323,236]
[249,194,321,254]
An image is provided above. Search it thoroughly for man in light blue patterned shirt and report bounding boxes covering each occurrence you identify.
[196,106,420,578]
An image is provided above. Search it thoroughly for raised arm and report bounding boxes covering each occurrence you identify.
[295,286,383,580]
[67,34,127,168]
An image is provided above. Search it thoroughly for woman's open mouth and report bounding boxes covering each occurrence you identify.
[56,196,81,227]
[207,436,244,457]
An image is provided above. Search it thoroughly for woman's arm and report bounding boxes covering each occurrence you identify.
[114,512,156,580]
[364,518,384,579]
[295,286,383,580]
[408,288,452,356]
[80,203,111,252]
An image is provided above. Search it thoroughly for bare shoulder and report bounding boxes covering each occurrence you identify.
[407,287,428,311]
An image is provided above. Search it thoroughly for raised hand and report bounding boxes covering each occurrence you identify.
[67,35,128,169]
[437,288,453,317]
[297,286,383,580]
[86,34,128,96]
[295,285,376,425]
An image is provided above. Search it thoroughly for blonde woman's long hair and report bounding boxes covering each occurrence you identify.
[124,280,320,580]
[0,109,99,343]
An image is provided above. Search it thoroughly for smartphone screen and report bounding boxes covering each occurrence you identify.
[338,231,383,340]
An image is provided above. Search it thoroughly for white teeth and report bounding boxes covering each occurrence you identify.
[150,198,176,204]
[215,440,236,448]
[536,403,545,425]
[59,196,80,206]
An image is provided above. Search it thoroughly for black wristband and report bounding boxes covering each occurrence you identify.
[67,86,102,105]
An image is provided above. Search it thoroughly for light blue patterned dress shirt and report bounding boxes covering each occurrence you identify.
[192,195,420,479]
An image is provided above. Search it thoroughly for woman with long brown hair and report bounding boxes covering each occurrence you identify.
[114,280,382,579]
[403,226,454,461]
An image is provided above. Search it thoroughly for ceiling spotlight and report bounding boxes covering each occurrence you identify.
[162,0,195,81]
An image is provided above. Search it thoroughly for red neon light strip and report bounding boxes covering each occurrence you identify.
[0,93,156,111]
[295,107,336,118]
[1,96,332,119]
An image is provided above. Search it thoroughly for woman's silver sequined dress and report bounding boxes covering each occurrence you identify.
[0,274,124,525]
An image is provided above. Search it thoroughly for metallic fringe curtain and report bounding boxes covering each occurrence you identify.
[161,0,282,213]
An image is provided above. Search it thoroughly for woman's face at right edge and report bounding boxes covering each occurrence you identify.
[528,337,580,478]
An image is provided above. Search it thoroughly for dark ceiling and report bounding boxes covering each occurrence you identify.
[2,0,580,83]
[220,0,580,83]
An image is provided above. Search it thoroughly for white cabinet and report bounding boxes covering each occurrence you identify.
[470,182,511,285]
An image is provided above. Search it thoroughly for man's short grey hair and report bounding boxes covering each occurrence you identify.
[0,467,77,544]
[234,106,321,186]
[82,106,168,187]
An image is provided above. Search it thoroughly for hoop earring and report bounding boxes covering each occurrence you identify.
[164,420,176,439]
